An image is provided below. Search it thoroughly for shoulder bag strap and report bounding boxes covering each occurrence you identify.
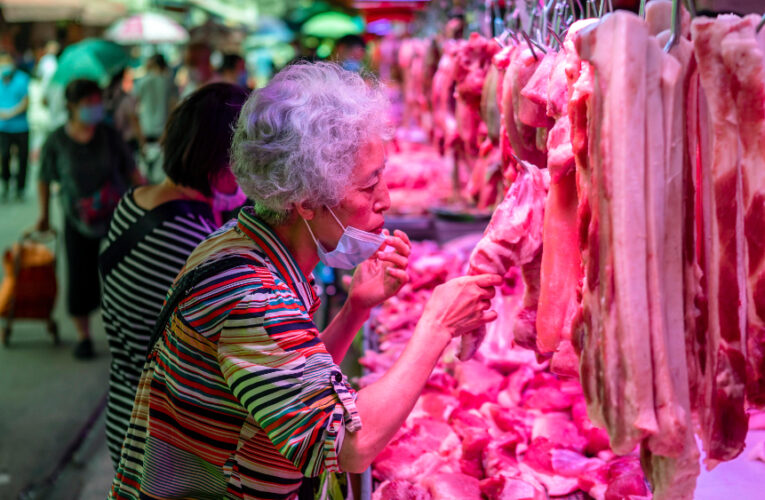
[98,199,210,279]
[146,255,258,359]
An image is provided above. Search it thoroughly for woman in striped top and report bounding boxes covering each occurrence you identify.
[110,62,501,500]
[100,83,249,467]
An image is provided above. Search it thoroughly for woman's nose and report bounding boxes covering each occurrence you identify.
[374,182,391,213]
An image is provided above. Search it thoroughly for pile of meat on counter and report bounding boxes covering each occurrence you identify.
[360,237,650,500]
[380,3,765,499]
[385,141,453,215]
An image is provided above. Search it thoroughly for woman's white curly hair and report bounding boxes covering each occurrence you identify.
[231,61,392,225]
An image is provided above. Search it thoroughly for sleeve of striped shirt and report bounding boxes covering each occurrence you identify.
[218,285,362,477]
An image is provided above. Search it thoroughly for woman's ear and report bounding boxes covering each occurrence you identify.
[293,200,316,221]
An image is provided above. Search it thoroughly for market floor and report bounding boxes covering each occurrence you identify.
[0,185,112,499]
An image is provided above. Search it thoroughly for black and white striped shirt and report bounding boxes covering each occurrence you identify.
[101,188,216,468]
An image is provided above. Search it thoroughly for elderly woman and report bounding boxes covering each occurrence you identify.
[110,63,500,500]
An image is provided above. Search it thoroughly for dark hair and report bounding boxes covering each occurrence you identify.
[335,34,366,49]
[148,54,167,70]
[65,79,102,105]
[108,67,126,90]
[161,82,249,196]
[220,53,243,72]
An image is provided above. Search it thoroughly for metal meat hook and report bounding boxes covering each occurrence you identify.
[663,0,680,53]
[521,30,547,60]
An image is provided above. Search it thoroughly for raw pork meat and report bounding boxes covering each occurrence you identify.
[365,240,647,499]
[431,40,461,154]
[459,162,548,360]
[639,31,700,500]
[536,38,581,372]
[421,473,482,500]
[454,33,500,157]
[719,15,765,407]
[576,12,658,455]
[501,47,548,170]
[692,15,749,466]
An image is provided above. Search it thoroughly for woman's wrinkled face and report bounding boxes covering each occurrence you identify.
[315,138,390,250]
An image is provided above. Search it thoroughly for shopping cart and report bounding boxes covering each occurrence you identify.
[0,229,59,346]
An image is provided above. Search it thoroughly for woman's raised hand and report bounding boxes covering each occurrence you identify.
[347,229,411,311]
[418,274,503,343]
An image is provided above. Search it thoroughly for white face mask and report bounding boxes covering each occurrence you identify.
[212,185,248,213]
[303,207,386,269]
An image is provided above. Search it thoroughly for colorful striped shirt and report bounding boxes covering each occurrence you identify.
[109,208,362,500]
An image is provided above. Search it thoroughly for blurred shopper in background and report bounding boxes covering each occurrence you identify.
[0,51,31,201]
[104,68,144,158]
[134,55,175,145]
[35,41,59,96]
[134,54,176,178]
[178,42,213,98]
[36,79,143,359]
[333,34,367,73]
[216,53,248,88]
[100,82,249,467]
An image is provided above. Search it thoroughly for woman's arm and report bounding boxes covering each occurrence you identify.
[320,230,411,363]
[0,96,28,120]
[320,300,370,364]
[337,273,502,473]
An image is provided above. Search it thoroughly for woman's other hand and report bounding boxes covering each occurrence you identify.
[418,274,503,344]
[347,229,411,311]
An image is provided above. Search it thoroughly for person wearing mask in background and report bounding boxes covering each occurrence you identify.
[333,34,367,73]
[109,62,500,500]
[104,68,144,159]
[0,51,31,201]
[36,79,144,359]
[216,53,248,88]
[100,82,248,468]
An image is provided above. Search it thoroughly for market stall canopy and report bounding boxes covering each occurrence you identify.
[105,12,189,45]
[0,0,124,24]
[301,11,365,38]
[81,1,127,26]
[244,17,295,48]
[52,38,128,87]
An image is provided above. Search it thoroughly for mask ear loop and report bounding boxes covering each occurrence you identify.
[302,218,324,251]
[326,206,347,230]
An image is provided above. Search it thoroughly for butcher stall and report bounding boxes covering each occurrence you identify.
[350,0,765,498]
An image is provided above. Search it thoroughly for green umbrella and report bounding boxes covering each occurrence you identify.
[301,12,365,39]
[52,38,129,87]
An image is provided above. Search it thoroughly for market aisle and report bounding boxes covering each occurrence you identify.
[0,88,112,498]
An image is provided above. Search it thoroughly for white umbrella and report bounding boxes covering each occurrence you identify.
[105,12,189,45]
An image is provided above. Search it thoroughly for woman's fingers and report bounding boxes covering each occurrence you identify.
[393,229,412,249]
[378,252,408,268]
[385,233,411,257]
[481,310,498,323]
[385,267,409,284]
